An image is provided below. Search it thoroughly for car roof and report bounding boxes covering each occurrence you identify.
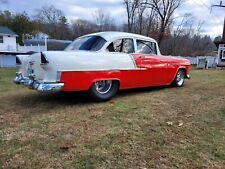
[82,31,157,43]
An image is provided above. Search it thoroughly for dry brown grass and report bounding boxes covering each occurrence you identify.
[0,68,225,168]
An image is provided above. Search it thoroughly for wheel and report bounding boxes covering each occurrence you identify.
[88,80,119,101]
[173,69,185,87]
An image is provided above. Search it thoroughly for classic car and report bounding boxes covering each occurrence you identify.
[15,31,190,101]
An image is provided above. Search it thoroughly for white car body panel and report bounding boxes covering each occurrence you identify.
[18,50,136,83]
[42,51,136,82]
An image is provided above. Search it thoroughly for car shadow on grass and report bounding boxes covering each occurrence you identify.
[13,85,172,107]
[18,91,91,106]
[54,85,169,101]
[116,85,171,98]
[0,85,177,117]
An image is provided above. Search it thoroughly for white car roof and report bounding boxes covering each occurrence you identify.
[82,31,157,43]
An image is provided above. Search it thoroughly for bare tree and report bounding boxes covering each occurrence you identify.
[93,9,106,31]
[160,15,216,56]
[192,20,205,52]
[143,0,183,45]
[35,5,64,24]
[135,0,147,34]
[123,0,182,45]
[143,8,157,37]
[34,5,71,39]
[162,13,194,54]
[124,0,139,32]
[196,20,204,35]
[174,13,193,37]
[71,19,98,38]
[93,9,116,31]
[124,0,154,34]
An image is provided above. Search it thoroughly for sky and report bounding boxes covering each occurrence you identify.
[0,0,224,38]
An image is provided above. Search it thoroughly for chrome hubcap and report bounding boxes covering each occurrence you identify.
[94,80,112,94]
[176,71,184,86]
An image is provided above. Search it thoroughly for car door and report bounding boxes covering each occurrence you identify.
[136,39,168,86]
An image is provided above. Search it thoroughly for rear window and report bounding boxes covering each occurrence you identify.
[65,36,106,51]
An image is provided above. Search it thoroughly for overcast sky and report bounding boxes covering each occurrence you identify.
[0,0,224,38]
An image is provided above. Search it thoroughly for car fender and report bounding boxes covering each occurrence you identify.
[172,65,189,82]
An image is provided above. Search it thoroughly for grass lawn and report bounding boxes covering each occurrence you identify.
[0,68,225,168]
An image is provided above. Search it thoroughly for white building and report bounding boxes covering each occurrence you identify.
[0,26,18,51]
[0,26,18,68]
[215,19,225,67]
[216,43,225,67]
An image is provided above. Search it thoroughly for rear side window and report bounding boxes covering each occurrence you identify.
[65,36,106,51]
[106,38,134,54]
[136,40,157,54]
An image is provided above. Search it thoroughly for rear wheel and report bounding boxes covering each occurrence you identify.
[88,80,119,101]
[173,69,185,87]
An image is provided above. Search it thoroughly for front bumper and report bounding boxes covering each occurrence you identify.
[14,72,64,92]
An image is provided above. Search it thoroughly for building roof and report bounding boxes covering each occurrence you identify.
[0,26,18,36]
[82,31,157,43]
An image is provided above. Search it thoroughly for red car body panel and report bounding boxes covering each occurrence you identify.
[60,54,190,92]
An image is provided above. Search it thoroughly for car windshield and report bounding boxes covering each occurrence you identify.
[65,36,107,51]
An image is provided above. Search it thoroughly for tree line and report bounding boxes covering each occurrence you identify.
[0,1,217,56]
[0,6,118,43]
[123,0,216,56]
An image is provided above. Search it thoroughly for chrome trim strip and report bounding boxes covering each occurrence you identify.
[57,68,147,72]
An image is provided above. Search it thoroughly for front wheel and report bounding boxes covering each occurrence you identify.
[173,69,185,87]
[88,80,119,101]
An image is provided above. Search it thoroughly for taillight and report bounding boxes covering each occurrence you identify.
[16,56,21,65]
[40,52,49,64]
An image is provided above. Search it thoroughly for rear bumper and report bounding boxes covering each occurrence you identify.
[14,72,64,92]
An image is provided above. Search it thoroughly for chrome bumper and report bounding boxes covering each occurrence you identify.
[14,72,64,92]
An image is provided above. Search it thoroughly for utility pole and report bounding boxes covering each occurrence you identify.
[212,0,225,67]
[212,0,225,39]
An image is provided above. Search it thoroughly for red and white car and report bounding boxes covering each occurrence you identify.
[15,31,190,101]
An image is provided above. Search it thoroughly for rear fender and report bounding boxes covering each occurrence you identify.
[60,71,121,91]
